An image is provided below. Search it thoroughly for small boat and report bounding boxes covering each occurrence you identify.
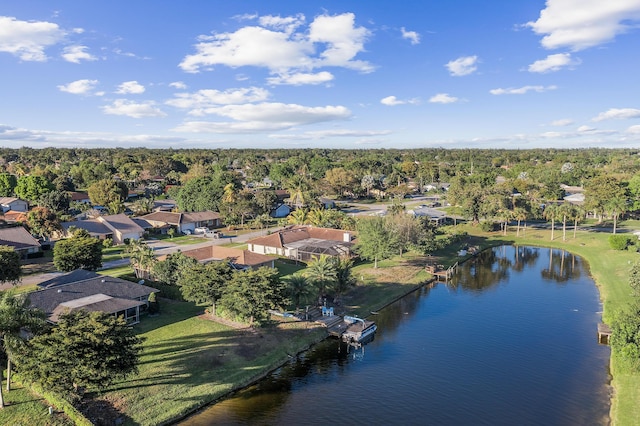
[341,315,377,343]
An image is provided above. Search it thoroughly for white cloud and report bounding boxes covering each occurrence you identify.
[381,95,420,106]
[270,129,392,140]
[179,13,373,79]
[527,0,640,51]
[169,81,187,89]
[628,125,640,134]
[490,85,557,95]
[429,93,459,104]
[445,55,478,76]
[593,108,640,122]
[0,16,67,61]
[57,79,99,95]
[267,71,334,86]
[401,27,420,44]
[172,102,351,133]
[577,125,597,132]
[166,87,270,113]
[102,99,166,118]
[61,45,97,63]
[528,53,579,73]
[551,118,574,126]
[116,81,145,94]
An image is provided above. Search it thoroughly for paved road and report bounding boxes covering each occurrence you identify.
[4,227,282,290]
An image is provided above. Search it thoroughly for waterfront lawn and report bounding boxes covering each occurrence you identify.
[0,382,73,426]
[96,299,326,425]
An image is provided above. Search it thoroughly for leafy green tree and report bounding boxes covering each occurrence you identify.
[220,267,289,325]
[584,175,626,223]
[17,310,142,400]
[0,246,21,285]
[152,251,198,286]
[178,261,233,316]
[446,176,488,223]
[87,179,126,207]
[354,216,399,268]
[324,167,358,198]
[629,261,640,297]
[0,173,17,197]
[0,293,45,408]
[14,175,54,204]
[38,190,70,213]
[26,206,60,240]
[253,190,277,215]
[53,229,103,271]
[610,302,640,370]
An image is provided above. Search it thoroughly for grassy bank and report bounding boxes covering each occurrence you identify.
[95,300,326,425]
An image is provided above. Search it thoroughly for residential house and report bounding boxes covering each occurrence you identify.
[271,203,291,218]
[2,210,28,224]
[29,269,158,324]
[0,197,28,213]
[61,213,144,244]
[159,245,274,270]
[246,225,354,262]
[68,191,91,204]
[152,199,177,212]
[0,226,41,258]
[139,211,221,234]
[406,206,447,225]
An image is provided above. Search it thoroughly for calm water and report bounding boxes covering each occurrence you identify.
[181,246,611,426]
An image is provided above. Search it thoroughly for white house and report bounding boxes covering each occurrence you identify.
[0,197,28,213]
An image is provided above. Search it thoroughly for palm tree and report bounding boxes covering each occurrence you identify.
[513,207,528,237]
[0,293,45,408]
[307,208,327,227]
[557,203,574,241]
[305,255,337,300]
[125,240,156,279]
[543,204,559,241]
[286,274,312,310]
[333,257,356,304]
[571,205,585,239]
[287,208,308,225]
[606,196,627,235]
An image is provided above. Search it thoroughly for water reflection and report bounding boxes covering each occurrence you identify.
[180,245,609,426]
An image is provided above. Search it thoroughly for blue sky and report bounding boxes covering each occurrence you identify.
[1,0,640,150]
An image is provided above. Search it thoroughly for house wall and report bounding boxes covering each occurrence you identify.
[1,200,28,213]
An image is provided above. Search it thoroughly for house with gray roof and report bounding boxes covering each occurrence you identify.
[139,210,221,234]
[61,213,144,244]
[29,270,158,324]
[0,226,41,258]
[0,197,28,213]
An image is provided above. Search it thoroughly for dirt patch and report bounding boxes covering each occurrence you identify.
[198,313,251,330]
[79,394,131,426]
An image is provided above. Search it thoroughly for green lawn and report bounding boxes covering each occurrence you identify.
[0,382,73,426]
[96,300,326,425]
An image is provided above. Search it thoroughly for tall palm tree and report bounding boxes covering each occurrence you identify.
[305,255,337,300]
[513,207,528,237]
[286,274,312,310]
[0,293,45,408]
[333,257,356,304]
[606,196,627,235]
[571,205,585,239]
[287,208,308,225]
[543,204,559,241]
[125,240,156,279]
[557,203,574,241]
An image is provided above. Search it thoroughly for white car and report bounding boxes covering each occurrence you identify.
[194,227,209,234]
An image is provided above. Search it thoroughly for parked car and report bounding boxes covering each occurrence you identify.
[194,227,209,234]
[205,230,223,239]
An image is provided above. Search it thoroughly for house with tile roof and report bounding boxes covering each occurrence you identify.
[0,226,41,258]
[30,269,158,324]
[61,213,144,244]
[246,225,354,262]
[158,244,274,270]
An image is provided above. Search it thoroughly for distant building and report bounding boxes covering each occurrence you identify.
[159,245,274,270]
[0,226,41,258]
[139,211,221,234]
[61,213,144,244]
[0,197,28,213]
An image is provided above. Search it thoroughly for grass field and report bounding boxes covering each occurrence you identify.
[0,382,73,426]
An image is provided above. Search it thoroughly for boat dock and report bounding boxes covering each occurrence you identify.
[597,323,611,345]
[302,306,377,343]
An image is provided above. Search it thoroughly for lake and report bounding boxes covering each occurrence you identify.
[180,245,611,425]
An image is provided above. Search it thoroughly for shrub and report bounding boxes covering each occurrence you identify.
[609,234,631,250]
[102,238,113,248]
[479,221,499,232]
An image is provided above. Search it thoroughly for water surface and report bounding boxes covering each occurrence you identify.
[181,246,611,426]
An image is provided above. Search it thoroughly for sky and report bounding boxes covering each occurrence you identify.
[1,0,640,150]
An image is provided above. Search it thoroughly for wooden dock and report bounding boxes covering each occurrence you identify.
[427,261,458,281]
[597,323,611,345]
